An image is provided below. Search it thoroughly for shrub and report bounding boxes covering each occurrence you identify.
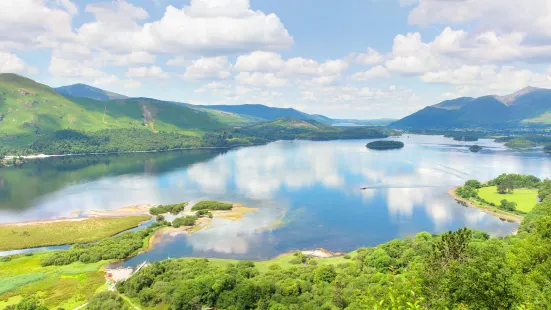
[149,202,188,215]
[195,210,213,218]
[191,201,233,211]
[500,199,517,212]
[87,291,127,310]
[464,180,482,189]
[172,216,198,228]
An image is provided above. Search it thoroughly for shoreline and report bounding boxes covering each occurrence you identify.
[2,143,263,161]
[1,204,155,226]
[145,204,258,252]
[447,187,523,223]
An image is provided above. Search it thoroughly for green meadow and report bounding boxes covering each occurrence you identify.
[0,254,108,309]
[478,186,538,213]
[0,216,151,251]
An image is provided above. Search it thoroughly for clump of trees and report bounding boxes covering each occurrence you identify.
[171,209,216,228]
[469,144,482,152]
[149,202,188,215]
[87,292,128,310]
[40,222,166,266]
[455,179,480,199]
[365,140,404,150]
[191,200,233,211]
[172,215,198,228]
[195,210,213,218]
[5,296,47,310]
[538,179,551,201]
[500,199,517,211]
[489,173,541,188]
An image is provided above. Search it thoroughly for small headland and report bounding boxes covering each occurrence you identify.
[147,201,258,251]
[448,174,544,224]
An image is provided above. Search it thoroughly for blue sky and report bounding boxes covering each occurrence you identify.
[2,0,551,118]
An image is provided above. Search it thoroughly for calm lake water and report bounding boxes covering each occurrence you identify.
[1,135,550,263]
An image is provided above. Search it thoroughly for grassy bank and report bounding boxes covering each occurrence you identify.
[0,253,107,309]
[0,216,151,251]
[450,188,524,222]
[478,186,538,213]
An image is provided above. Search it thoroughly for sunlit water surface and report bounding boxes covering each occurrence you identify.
[1,135,549,264]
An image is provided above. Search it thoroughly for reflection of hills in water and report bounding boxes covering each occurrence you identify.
[0,149,223,211]
[2,135,549,260]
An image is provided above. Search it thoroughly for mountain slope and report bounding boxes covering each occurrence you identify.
[52,82,396,127]
[238,117,389,140]
[391,87,551,129]
[56,83,128,101]
[0,74,228,143]
[199,104,312,121]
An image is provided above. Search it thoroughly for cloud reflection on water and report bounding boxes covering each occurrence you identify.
[3,136,547,258]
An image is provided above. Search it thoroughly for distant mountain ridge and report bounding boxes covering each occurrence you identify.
[391,87,551,129]
[54,83,393,126]
[55,83,128,101]
[199,104,312,121]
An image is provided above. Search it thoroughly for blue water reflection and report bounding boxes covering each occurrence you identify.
[1,135,549,263]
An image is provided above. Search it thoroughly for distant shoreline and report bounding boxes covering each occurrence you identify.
[447,187,523,223]
[3,143,261,161]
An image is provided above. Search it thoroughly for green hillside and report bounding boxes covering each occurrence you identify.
[391,87,551,129]
[0,74,235,146]
[55,83,128,101]
[237,117,390,140]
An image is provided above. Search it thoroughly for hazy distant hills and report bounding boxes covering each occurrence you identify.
[201,104,312,121]
[53,81,393,126]
[55,83,128,101]
[391,87,551,129]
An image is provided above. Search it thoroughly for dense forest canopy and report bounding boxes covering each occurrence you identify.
[0,118,392,157]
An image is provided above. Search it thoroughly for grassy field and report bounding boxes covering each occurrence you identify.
[478,186,538,213]
[503,138,536,149]
[522,111,551,125]
[0,253,107,309]
[0,216,151,251]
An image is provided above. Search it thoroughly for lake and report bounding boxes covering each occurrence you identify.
[1,135,550,264]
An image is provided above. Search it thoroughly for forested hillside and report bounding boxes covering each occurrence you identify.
[236,118,389,141]
[0,74,235,143]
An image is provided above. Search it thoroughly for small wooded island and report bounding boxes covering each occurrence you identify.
[366,140,404,150]
[469,145,482,152]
